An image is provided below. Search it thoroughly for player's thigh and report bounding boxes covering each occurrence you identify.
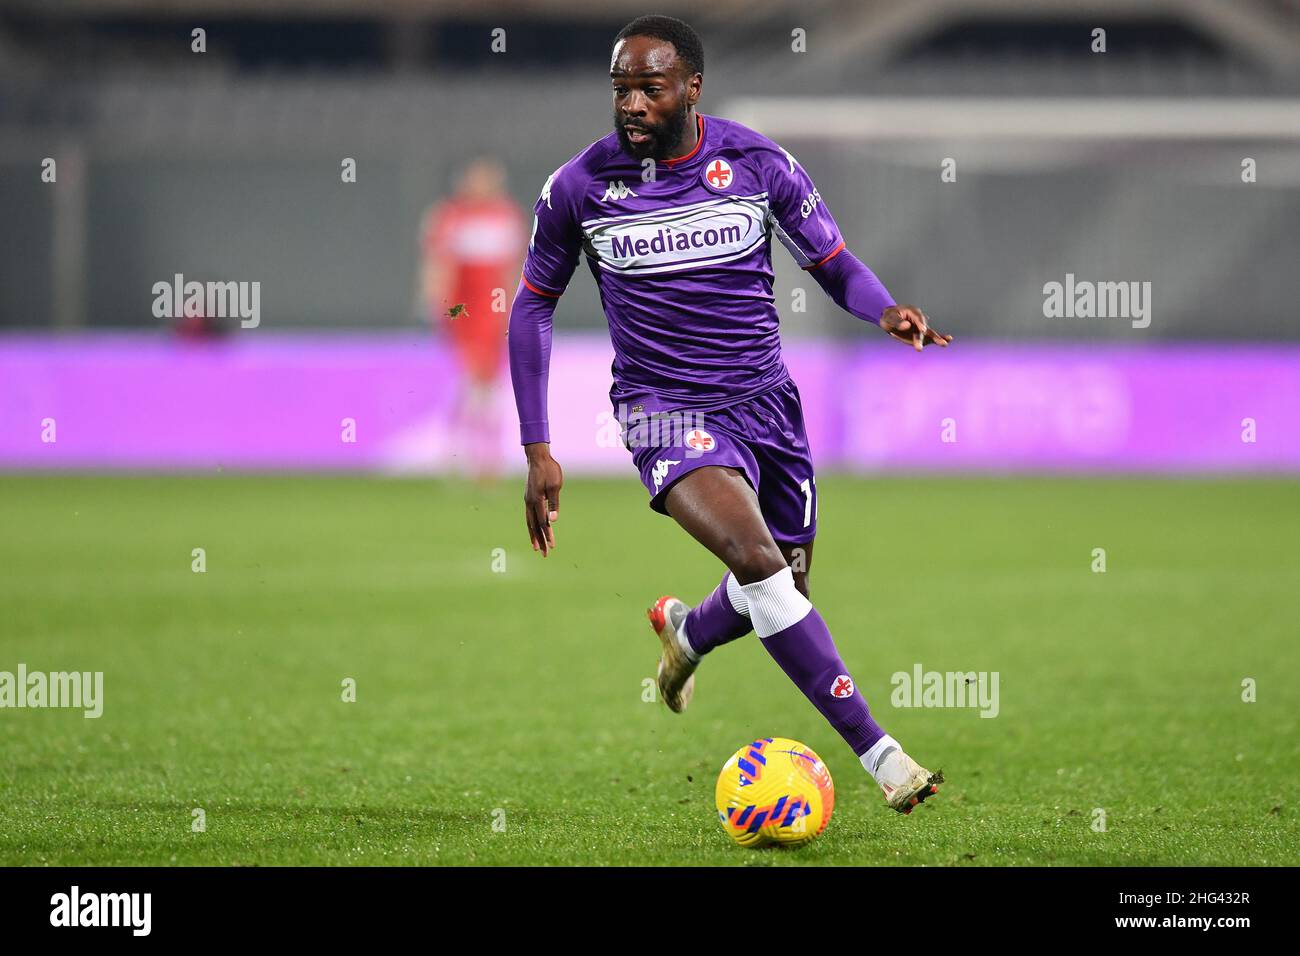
[630,417,759,517]
[663,465,787,585]
[759,467,817,548]
[778,538,814,599]
[751,390,819,549]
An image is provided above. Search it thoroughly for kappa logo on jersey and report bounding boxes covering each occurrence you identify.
[601,180,639,203]
[830,675,855,699]
[539,170,557,210]
[703,158,733,191]
[684,429,715,452]
[651,458,682,491]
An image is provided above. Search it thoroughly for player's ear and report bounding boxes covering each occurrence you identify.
[686,72,702,105]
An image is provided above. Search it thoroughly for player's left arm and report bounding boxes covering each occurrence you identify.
[761,145,951,351]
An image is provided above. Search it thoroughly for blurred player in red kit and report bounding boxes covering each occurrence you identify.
[420,157,526,479]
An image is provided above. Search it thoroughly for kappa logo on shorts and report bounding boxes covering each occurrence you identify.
[830,675,855,699]
[684,429,715,453]
[651,458,681,492]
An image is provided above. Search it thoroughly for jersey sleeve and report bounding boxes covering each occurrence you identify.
[521,165,583,297]
[757,141,846,270]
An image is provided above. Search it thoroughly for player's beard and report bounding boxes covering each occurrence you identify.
[614,102,690,162]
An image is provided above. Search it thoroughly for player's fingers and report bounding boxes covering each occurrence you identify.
[530,495,551,556]
[537,495,556,553]
[541,494,556,548]
[547,484,560,522]
[912,323,923,352]
[524,501,540,552]
[527,500,544,552]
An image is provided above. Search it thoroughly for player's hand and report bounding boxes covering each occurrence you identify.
[880,305,952,351]
[523,442,563,557]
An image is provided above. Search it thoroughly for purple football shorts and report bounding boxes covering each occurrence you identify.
[625,378,818,546]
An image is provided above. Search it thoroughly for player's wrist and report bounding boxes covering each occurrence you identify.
[524,441,552,462]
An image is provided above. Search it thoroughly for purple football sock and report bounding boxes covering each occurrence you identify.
[759,606,886,757]
[685,572,752,656]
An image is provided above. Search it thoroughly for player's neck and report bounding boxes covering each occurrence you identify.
[663,111,701,163]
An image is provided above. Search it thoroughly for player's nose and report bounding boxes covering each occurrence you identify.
[621,91,648,116]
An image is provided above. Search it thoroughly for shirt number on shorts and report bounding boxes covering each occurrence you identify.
[799,477,817,528]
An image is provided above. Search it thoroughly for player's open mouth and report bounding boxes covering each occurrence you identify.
[624,126,652,144]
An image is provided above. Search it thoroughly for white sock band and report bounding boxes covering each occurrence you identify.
[725,573,751,618]
[860,734,901,778]
[739,566,813,638]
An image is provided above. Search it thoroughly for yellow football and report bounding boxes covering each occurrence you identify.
[715,737,834,848]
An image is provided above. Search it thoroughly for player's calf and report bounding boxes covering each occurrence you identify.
[681,572,752,657]
[740,565,944,815]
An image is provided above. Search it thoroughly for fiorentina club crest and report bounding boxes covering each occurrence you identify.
[830,675,855,699]
[703,158,733,191]
[685,429,716,452]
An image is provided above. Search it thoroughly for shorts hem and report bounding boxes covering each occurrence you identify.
[646,462,755,515]
[770,531,817,548]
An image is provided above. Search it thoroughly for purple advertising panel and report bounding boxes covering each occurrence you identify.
[800,344,1300,472]
[0,335,1295,473]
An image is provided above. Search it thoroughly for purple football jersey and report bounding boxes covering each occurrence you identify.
[521,112,846,418]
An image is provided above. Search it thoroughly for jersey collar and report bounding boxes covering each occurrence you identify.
[660,113,707,168]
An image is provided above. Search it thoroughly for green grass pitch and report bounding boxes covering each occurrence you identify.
[0,474,1296,866]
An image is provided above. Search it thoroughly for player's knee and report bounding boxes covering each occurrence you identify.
[723,540,788,585]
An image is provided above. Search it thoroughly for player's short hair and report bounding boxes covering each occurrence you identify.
[614,15,704,77]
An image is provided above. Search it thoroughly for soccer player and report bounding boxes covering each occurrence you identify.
[508,16,952,814]
[421,156,526,479]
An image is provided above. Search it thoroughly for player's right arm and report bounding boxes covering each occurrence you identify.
[509,166,583,556]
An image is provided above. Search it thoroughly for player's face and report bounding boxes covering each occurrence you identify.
[610,36,699,162]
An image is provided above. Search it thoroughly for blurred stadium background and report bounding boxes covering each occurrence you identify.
[2,0,1297,474]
